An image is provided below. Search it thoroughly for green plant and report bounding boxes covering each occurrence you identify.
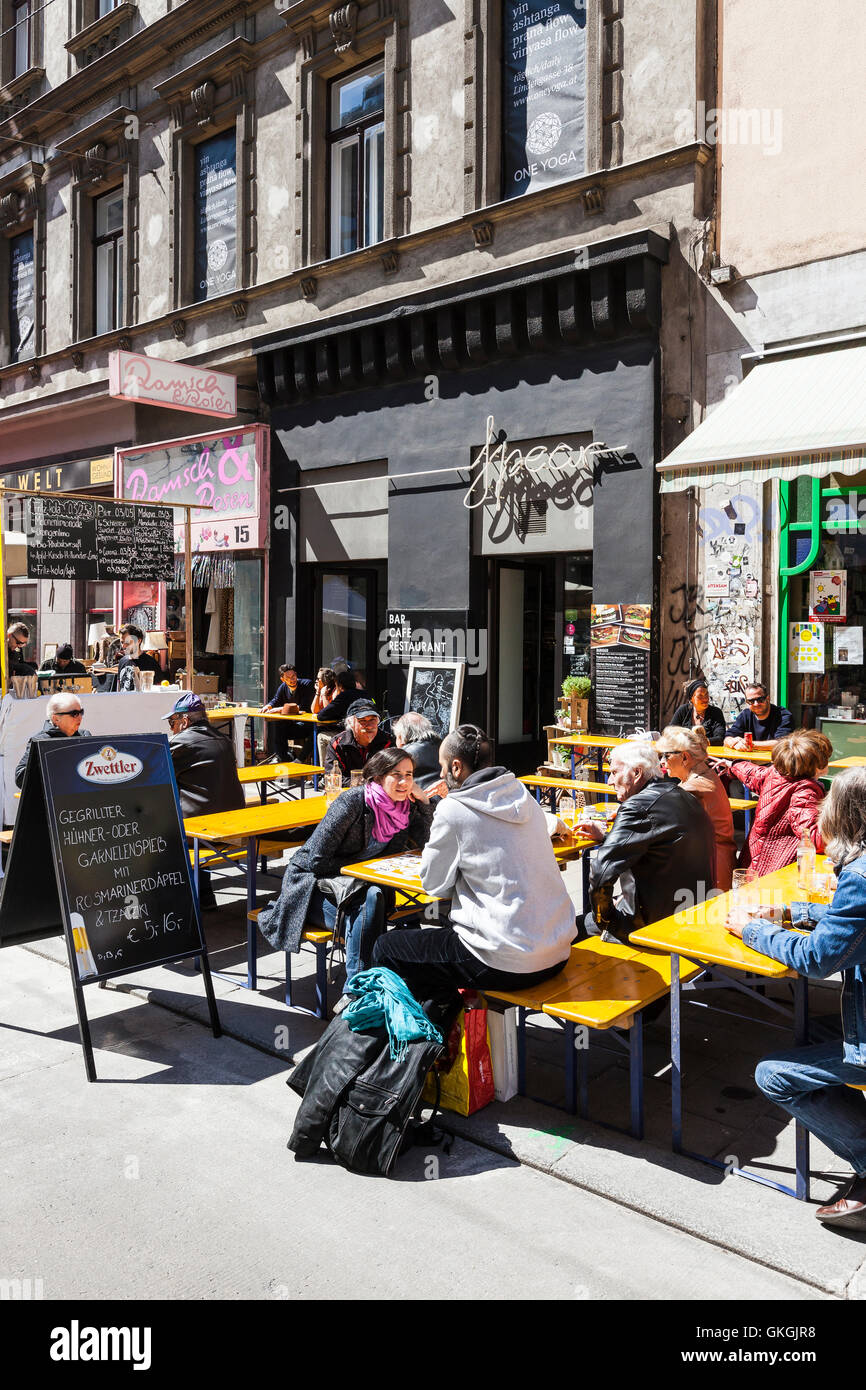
[562,675,591,700]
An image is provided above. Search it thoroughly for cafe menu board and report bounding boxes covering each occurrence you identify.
[503,0,587,200]
[591,604,652,736]
[23,496,174,581]
[0,734,220,1080]
[194,130,237,302]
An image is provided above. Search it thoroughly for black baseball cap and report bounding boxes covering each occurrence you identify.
[56,643,74,660]
[346,699,378,720]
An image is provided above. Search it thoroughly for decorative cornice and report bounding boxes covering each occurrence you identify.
[56,107,135,159]
[172,319,187,341]
[583,186,605,215]
[191,80,217,127]
[231,299,248,320]
[329,3,359,54]
[472,221,494,249]
[66,3,136,58]
[71,351,84,369]
[380,250,398,275]
[300,276,318,301]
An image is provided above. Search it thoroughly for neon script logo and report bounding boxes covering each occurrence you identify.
[76,747,143,785]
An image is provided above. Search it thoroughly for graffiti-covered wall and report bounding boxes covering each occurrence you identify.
[697,482,767,720]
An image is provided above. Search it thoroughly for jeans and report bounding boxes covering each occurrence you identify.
[755,1042,866,1176]
[307,885,387,989]
[372,921,568,1004]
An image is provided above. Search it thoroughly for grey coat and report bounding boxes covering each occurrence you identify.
[256,786,434,954]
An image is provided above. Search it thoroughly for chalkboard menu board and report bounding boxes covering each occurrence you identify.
[194,130,237,302]
[405,661,465,738]
[24,496,174,581]
[0,734,220,1081]
[10,229,35,362]
[503,0,587,200]
[591,604,652,736]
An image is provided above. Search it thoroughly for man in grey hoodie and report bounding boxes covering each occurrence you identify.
[371,724,575,1001]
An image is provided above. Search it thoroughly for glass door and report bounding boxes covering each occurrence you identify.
[233,555,264,704]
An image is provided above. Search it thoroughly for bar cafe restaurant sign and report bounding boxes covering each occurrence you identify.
[109,350,237,420]
[116,424,269,554]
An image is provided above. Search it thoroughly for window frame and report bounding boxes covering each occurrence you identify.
[92,186,124,336]
[326,59,386,260]
[12,0,30,78]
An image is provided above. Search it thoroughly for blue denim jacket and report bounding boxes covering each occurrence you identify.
[742,853,866,1066]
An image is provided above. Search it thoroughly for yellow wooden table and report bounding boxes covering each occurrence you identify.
[236,761,324,803]
[829,756,866,769]
[184,796,330,989]
[705,744,773,765]
[206,706,339,764]
[630,860,822,1199]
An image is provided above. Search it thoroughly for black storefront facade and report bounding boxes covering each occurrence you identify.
[255,230,667,772]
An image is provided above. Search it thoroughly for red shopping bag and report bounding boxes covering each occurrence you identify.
[424,991,495,1115]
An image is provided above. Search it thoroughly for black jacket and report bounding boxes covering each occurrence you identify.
[8,645,37,677]
[590,777,715,934]
[266,678,315,712]
[41,658,87,676]
[404,734,442,789]
[317,687,371,722]
[168,719,245,818]
[15,721,93,788]
[324,728,392,783]
[257,786,433,954]
[669,702,726,746]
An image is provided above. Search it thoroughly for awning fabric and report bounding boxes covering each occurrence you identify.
[658,345,866,492]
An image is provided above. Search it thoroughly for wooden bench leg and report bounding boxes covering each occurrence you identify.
[629,1015,644,1141]
[517,1007,527,1097]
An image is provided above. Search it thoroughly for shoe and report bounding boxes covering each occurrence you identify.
[815,1175,866,1228]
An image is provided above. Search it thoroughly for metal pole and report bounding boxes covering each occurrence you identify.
[183,505,194,694]
[0,502,8,698]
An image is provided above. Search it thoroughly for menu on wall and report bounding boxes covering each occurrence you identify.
[503,0,587,200]
[9,229,35,362]
[590,604,652,736]
[24,496,175,581]
[194,130,237,302]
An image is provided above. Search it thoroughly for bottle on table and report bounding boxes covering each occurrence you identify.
[797,831,816,893]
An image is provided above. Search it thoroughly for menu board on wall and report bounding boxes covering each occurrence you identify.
[9,229,35,362]
[24,496,174,581]
[591,604,652,736]
[194,130,237,302]
[503,0,587,200]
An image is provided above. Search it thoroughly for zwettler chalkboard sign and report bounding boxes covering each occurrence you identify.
[503,0,588,200]
[24,496,174,581]
[0,734,221,1081]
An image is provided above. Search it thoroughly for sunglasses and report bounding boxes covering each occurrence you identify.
[746,695,768,705]
[60,709,84,718]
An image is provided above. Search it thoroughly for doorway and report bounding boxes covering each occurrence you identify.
[493,559,556,773]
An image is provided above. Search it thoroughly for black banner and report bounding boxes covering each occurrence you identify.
[9,229,35,361]
[503,0,587,200]
[23,496,174,581]
[194,130,237,302]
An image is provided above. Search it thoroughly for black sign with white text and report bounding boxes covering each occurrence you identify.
[23,496,174,581]
[503,0,588,199]
[194,131,237,302]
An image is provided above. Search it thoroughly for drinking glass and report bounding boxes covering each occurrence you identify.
[325,769,343,804]
[349,770,364,789]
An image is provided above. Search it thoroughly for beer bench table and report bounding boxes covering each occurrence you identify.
[206,706,339,766]
[630,860,818,1200]
[237,761,323,802]
[184,796,330,989]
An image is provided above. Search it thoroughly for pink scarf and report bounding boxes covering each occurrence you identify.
[364,780,410,843]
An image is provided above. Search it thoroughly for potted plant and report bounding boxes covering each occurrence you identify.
[561,675,591,732]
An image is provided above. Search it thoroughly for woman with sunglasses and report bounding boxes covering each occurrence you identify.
[657,726,735,890]
[14,692,91,788]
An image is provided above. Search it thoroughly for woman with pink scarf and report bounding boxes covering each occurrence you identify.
[258,746,436,993]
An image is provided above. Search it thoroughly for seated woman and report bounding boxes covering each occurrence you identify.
[256,747,434,990]
[730,729,831,878]
[657,725,736,890]
[372,724,575,1002]
[669,678,726,747]
[727,767,866,1230]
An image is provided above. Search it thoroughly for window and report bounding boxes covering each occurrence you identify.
[193,131,238,303]
[97,0,119,14]
[13,0,30,76]
[9,228,35,362]
[93,188,123,335]
[328,61,385,258]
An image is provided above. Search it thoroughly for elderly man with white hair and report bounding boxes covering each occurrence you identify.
[577,740,715,943]
[14,691,93,788]
[392,711,442,789]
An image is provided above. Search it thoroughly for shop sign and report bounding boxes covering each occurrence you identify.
[0,456,113,494]
[503,0,587,200]
[117,425,268,554]
[108,351,237,419]
[464,416,600,512]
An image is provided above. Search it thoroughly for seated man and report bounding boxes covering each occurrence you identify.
[7,622,37,677]
[372,724,574,1002]
[262,664,316,762]
[15,692,92,787]
[724,682,794,751]
[392,711,441,789]
[116,623,162,692]
[163,693,245,910]
[324,700,391,783]
[577,742,715,943]
[41,643,88,679]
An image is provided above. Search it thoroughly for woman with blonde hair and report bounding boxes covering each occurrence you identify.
[729,729,831,878]
[657,726,735,890]
[727,767,866,1230]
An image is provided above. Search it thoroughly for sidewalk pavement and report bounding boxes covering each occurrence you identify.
[9,853,866,1300]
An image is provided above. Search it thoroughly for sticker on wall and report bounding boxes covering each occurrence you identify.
[705,568,730,598]
[789,622,825,673]
[808,570,847,624]
[833,626,863,665]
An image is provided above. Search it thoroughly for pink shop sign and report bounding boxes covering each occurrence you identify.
[108,350,237,419]
[116,425,269,554]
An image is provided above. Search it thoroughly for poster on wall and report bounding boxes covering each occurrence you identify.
[502,0,587,200]
[808,570,847,623]
[590,604,651,736]
[194,131,237,302]
[833,626,864,665]
[9,229,35,362]
[789,622,825,673]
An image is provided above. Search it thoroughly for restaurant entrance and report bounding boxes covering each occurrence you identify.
[492,558,556,774]
[312,563,387,706]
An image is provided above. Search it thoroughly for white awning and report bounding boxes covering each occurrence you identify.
[658,345,866,492]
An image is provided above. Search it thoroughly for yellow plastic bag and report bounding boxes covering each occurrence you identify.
[423,1001,495,1116]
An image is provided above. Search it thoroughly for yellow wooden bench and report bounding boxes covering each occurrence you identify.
[484,939,700,1136]
[0,830,13,845]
